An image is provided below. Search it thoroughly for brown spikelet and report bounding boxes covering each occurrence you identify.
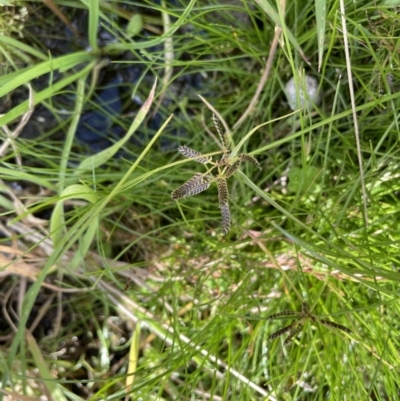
[301,302,310,314]
[171,173,210,200]
[239,153,262,170]
[178,145,211,164]
[284,323,304,345]
[212,113,229,150]
[319,320,351,334]
[268,322,297,341]
[188,181,211,197]
[224,154,261,178]
[268,301,351,346]
[224,159,241,179]
[216,178,231,234]
[220,202,231,235]
[267,310,303,320]
[217,177,229,205]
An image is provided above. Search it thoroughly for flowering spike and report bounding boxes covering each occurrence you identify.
[178,145,211,164]
[171,173,210,200]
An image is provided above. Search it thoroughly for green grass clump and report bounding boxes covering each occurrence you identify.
[1,0,400,400]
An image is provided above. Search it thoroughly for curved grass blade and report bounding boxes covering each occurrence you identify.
[0,58,97,127]
[0,52,95,98]
[171,173,210,200]
[178,145,211,164]
[254,0,309,64]
[76,79,157,173]
[50,183,98,248]
[0,35,48,61]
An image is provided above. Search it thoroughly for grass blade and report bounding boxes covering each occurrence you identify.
[126,323,141,396]
[26,332,69,401]
[50,184,98,248]
[254,0,309,63]
[0,35,48,61]
[0,59,97,127]
[75,79,157,173]
[86,0,99,52]
[315,0,327,72]
[0,52,95,98]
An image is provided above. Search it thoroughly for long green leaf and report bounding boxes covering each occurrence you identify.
[50,184,98,248]
[26,332,69,401]
[0,35,48,61]
[126,323,141,396]
[0,167,55,190]
[87,0,100,52]
[251,90,400,156]
[315,0,327,72]
[0,52,95,97]
[59,78,86,191]
[0,59,97,127]
[230,109,298,158]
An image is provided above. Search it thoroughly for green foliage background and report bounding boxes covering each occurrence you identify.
[1,0,400,400]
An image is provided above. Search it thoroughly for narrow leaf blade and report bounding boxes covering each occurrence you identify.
[315,0,327,72]
[50,184,97,248]
[254,0,309,64]
[76,79,157,174]
[126,323,141,390]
